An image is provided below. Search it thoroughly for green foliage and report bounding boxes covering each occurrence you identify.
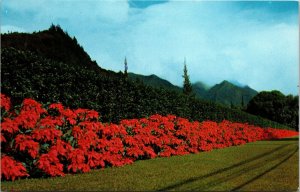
[192,81,210,98]
[2,24,99,71]
[246,91,299,130]
[206,81,257,107]
[128,73,182,92]
[1,27,293,130]
[1,48,291,130]
[182,62,193,96]
[130,75,257,108]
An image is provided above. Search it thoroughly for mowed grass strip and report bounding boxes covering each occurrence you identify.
[2,137,298,191]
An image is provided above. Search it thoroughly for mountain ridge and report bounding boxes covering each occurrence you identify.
[2,25,98,70]
[2,25,258,107]
[1,25,290,130]
[128,73,182,92]
[206,80,257,107]
[128,73,258,107]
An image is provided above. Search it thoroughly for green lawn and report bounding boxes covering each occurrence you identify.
[2,137,298,191]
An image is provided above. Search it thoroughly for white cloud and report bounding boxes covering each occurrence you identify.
[4,0,129,21]
[123,2,298,95]
[3,0,129,31]
[1,25,26,33]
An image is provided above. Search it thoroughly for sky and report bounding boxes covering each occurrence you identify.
[1,0,299,95]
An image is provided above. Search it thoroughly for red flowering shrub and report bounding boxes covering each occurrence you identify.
[15,135,39,158]
[32,127,62,143]
[37,149,65,176]
[1,156,29,181]
[0,93,298,181]
[1,94,11,112]
[67,149,90,173]
[1,118,19,134]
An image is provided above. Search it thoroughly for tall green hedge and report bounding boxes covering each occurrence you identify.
[1,48,292,130]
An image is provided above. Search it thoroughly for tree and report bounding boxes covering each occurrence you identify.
[49,24,63,34]
[182,58,193,96]
[124,57,128,78]
[246,90,298,130]
[241,95,245,108]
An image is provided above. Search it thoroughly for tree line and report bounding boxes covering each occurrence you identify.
[123,56,298,130]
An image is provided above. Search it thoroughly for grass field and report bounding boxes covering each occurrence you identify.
[2,137,298,191]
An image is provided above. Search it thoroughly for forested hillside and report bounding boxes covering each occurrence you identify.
[128,75,257,107]
[1,26,292,129]
[206,80,257,107]
[2,25,97,69]
[247,91,298,130]
[128,73,182,92]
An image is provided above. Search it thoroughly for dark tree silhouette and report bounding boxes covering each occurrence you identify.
[246,90,298,130]
[182,58,193,96]
[124,57,128,78]
[241,95,245,108]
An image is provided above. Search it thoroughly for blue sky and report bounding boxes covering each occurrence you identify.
[2,0,299,95]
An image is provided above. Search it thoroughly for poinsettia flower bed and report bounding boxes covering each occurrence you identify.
[1,93,298,181]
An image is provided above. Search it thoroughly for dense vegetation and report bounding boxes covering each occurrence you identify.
[3,25,258,108]
[182,62,193,96]
[129,74,258,107]
[2,24,98,71]
[1,94,297,181]
[206,80,257,107]
[129,71,297,130]
[128,73,182,93]
[247,91,299,130]
[1,47,291,129]
[2,26,295,129]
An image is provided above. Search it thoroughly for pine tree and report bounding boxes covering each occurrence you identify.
[241,95,245,108]
[124,57,128,78]
[182,58,193,96]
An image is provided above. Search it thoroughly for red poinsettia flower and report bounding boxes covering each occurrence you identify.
[0,93,11,112]
[1,156,29,181]
[37,149,65,177]
[15,134,39,158]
